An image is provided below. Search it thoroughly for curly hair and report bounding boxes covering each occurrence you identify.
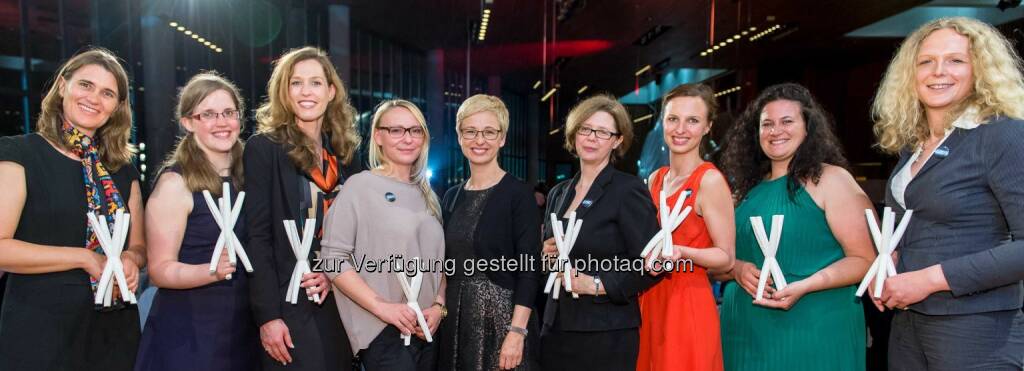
[255,47,361,169]
[872,17,1024,154]
[719,83,848,202]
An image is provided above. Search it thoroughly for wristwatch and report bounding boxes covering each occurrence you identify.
[432,302,448,318]
[508,325,528,336]
[593,276,602,295]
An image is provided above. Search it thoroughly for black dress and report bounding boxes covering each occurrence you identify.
[0,133,141,370]
[134,172,260,371]
[439,187,538,371]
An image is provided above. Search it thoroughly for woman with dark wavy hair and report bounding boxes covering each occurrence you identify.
[716,83,875,371]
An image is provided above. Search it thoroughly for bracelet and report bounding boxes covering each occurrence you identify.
[432,302,448,318]
[508,325,528,336]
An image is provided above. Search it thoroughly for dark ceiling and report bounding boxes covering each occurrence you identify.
[343,0,928,96]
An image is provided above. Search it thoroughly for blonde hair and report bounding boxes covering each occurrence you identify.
[255,47,361,169]
[368,100,441,219]
[38,47,135,170]
[563,94,634,159]
[455,94,509,135]
[160,72,245,196]
[872,16,1024,153]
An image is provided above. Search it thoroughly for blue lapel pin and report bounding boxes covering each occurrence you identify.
[581,199,593,208]
[934,145,950,159]
[385,192,397,202]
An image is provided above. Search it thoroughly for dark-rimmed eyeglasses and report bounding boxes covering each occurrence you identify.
[460,128,502,140]
[577,126,620,140]
[377,126,426,139]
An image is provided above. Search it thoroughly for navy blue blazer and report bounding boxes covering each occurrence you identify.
[885,116,1024,315]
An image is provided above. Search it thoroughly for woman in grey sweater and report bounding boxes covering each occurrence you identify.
[322,99,445,371]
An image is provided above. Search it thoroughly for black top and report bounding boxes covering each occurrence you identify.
[0,133,139,281]
[242,132,363,325]
[885,116,1024,315]
[442,173,542,310]
[444,187,492,278]
[541,165,660,332]
[0,133,140,370]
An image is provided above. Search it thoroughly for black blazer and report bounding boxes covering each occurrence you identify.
[885,116,1024,315]
[541,165,660,332]
[243,133,362,325]
[441,173,542,310]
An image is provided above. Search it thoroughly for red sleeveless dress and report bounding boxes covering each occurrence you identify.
[637,163,725,371]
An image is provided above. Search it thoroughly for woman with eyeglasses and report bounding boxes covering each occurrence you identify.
[0,48,145,370]
[437,94,542,371]
[134,72,259,371]
[717,83,875,371]
[538,95,660,371]
[244,47,361,370]
[322,100,445,371]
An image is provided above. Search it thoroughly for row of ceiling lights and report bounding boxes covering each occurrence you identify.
[168,21,223,53]
[478,8,492,41]
[699,23,784,57]
[714,86,741,97]
[749,24,784,41]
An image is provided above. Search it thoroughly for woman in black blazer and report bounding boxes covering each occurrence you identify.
[539,95,660,371]
[244,46,361,370]
[871,17,1024,369]
[439,94,542,370]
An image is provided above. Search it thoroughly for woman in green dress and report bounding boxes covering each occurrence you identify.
[716,83,876,371]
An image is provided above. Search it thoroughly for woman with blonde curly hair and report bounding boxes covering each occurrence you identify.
[871,16,1024,369]
[243,46,361,370]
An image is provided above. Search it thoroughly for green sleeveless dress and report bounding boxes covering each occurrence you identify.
[720,176,865,371]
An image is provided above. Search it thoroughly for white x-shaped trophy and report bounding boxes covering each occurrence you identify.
[87,210,137,307]
[202,182,253,280]
[395,270,433,346]
[856,207,913,298]
[640,189,693,265]
[544,212,583,300]
[751,215,787,301]
[282,219,320,304]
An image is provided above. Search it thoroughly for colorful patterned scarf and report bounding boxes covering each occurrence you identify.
[63,120,126,259]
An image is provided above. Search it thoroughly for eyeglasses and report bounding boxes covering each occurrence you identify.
[190,109,241,122]
[377,126,426,139]
[577,126,620,140]
[460,128,502,140]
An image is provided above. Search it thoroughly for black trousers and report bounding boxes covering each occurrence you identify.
[358,325,437,371]
[889,309,1024,370]
[539,327,638,371]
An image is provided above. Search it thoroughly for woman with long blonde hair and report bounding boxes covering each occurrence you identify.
[243,46,361,370]
[0,48,146,370]
[323,100,445,371]
[871,16,1024,369]
[135,72,258,370]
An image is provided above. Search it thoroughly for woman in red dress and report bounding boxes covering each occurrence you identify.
[637,84,735,371]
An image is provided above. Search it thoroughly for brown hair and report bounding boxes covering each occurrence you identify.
[37,47,135,170]
[255,47,360,170]
[160,72,245,196]
[563,94,634,159]
[662,83,718,156]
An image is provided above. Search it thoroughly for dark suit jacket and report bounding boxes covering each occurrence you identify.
[541,165,661,332]
[441,173,542,310]
[885,116,1024,315]
[242,133,361,370]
